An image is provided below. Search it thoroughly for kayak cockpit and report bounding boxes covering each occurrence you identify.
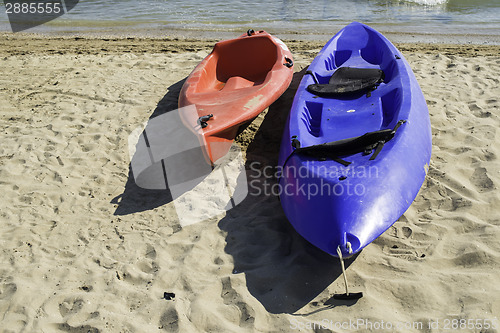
[194,35,279,94]
[296,24,409,148]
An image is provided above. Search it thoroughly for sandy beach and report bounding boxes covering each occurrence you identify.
[0,34,499,332]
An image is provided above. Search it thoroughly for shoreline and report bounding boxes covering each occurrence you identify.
[1,18,500,46]
[1,17,500,45]
[2,32,500,58]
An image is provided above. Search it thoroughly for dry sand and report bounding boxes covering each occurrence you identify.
[0,34,499,332]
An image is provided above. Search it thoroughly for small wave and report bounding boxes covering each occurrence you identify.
[403,0,448,5]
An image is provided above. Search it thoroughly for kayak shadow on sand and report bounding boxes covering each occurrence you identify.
[112,77,248,223]
[218,68,362,314]
[112,79,186,216]
[218,196,361,314]
[112,69,362,312]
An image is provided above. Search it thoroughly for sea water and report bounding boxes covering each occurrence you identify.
[0,0,499,43]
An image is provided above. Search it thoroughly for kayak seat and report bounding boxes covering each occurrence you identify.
[222,76,256,90]
[307,67,384,96]
[286,119,406,167]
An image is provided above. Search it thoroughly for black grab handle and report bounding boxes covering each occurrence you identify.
[199,114,214,128]
[284,57,293,68]
[247,29,255,36]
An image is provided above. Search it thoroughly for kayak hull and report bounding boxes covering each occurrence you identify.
[278,22,431,257]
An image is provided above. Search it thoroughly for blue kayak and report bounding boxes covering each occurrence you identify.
[278,22,432,258]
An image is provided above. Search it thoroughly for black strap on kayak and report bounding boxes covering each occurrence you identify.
[307,67,384,96]
[305,70,319,84]
[368,119,406,161]
[281,120,406,170]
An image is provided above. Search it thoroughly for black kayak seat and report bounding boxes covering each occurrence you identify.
[282,120,406,168]
[307,67,384,96]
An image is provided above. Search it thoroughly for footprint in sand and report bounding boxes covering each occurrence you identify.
[221,277,255,328]
[0,282,17,300]
[56,323,100,333]
[401,226,413,238]
[59,297,85,317]
[470,167,494,192]
[158,307,179,332]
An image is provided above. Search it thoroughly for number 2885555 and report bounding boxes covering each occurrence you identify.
[5,2,62,14]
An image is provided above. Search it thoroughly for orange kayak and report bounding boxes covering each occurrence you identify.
[178,30,294,164]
